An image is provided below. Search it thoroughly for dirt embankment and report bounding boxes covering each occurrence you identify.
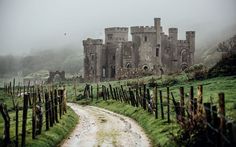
[61,103,151,147]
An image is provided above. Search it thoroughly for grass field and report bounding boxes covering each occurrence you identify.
[0,89,78,147]
[68,75,236,146]
[68,75,236,119]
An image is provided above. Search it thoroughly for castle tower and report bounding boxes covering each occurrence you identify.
[83,38,104,82]
[186,31,195,65]
[169,28,178,71]
[105,27,128,44]
[169,28,178,41]
[154,18,162,68]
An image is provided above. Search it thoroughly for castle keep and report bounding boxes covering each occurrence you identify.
[83,18,195,82]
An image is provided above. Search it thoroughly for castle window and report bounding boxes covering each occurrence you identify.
[102,67,106,78]
[91,54,95,61]
[126,63,131,68]
[144,36,147,42]
[156,48,159,57]
[181,50,187,62]
[157,44,160,47]
[113,55,115,60]
[108,34,113,40]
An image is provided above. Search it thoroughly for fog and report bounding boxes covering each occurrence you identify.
[0,0,236,55]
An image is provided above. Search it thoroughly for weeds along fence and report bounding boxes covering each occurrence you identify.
[83,83,236,146]
[1,79,67,147]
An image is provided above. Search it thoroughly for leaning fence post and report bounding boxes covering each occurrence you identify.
[109,84,114,100]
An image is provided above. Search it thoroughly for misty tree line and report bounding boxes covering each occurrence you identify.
[0,48,83,78]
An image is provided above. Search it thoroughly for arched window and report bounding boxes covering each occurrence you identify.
[181,50,187,63]
[126,63,131,68]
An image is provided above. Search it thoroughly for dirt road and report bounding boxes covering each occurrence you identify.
[61,103,151,147]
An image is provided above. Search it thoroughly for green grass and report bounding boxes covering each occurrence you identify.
[69,75,236,119]
[68,75,236,146]
[0,90,78,147]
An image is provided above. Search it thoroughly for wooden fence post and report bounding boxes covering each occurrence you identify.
[155,86,158,119]
[54,89,59,123]
[167,87,170,123]
[159,90,164,119]
[97,84,99,101]
[63,87,67,113]
[109,84,114,100]
[106,88,110,100]
[50,90,55,124]
[189,86,194,116]
[135,88,139,107]
[180,87,185,120]
[21,94,29,147]
[197,85,203,112]
[143,84,146,110]
[0,103,11,145]
[45,92,50,130]
[15,104,19,147]
[91,86,93,100]
[219,92,226,146]
[32,92,36,139]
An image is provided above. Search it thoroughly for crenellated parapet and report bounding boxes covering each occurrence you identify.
[105,27,128,33]
[130,26,156,34]
[83,38,103,45]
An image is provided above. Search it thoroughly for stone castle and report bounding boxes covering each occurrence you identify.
[83,18,195,82]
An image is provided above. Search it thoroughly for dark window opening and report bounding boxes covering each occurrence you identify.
[111,66,116,78]
[157,44,160,47]
[143,65,148,71]
[113,55,115,60]
[108,34,113,40]
[144,36,147,42]
[156,48,159,57]
[126,63,131,68]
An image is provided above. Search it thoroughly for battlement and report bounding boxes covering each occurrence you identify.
[130,26,156,34]
[186,31,195,36]
[105,27,128,33]
[83,38,103,45]
[178,40,187,44]
[169,28,178,33]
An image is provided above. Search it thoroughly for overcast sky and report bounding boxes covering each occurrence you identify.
[0,0,236,55]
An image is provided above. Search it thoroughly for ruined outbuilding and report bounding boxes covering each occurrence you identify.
[83,18,195,82]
